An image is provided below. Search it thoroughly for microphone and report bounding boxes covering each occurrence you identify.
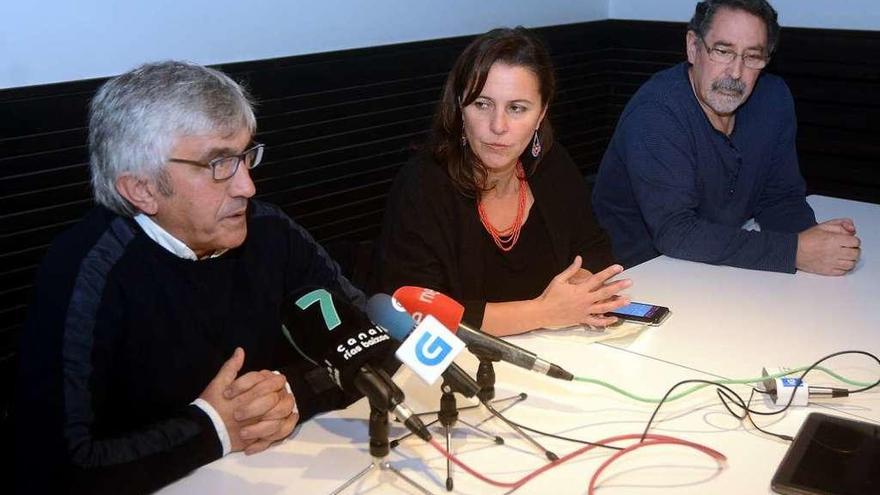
[366,294,480,398]
[392,286,574,381]
[280,287,430,441]
[369,293,560,461]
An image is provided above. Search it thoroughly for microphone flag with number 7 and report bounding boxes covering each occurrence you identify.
[280,286,394,390]
[280,286,432,441]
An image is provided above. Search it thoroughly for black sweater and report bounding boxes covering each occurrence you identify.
[15,200,367,494]
[371,144,614,326]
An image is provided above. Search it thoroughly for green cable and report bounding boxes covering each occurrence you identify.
[573,365,876,404]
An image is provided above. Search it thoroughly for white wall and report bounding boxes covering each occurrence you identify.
[0,0,608,89]
[609,0,880,30]
[6,1,875,90]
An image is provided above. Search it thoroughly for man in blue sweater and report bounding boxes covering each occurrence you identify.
[15,61,378,494]
[593,0,860,275]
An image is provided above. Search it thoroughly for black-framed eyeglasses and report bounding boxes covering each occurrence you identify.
[698,37,769,70]
[169,143,265,180]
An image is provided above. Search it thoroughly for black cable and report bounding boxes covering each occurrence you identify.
[640,350,880,444]
[743,388,793,441]
[398,351,879,452]
[479,408,624,451]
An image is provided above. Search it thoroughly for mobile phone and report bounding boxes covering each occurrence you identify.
[771,412,880,495]
[608,302,670,325]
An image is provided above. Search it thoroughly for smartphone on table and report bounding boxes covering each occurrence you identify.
[608,302,670,326]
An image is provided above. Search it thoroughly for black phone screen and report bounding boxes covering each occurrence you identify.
[772,413,880,494]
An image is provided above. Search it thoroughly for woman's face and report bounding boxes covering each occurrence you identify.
[462,62,546,173]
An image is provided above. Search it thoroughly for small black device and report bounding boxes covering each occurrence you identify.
[608,302,670,325]
[771,412,880,495]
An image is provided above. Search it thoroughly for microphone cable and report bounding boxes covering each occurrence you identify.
[444,350,878,491]
[478,350,878,448]
[572,361,875,403]
[392,399,725,493]
[639,350,880,443]
[422,432,726,495]
[394,351,876,492]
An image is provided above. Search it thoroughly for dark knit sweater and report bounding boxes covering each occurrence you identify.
[15,200,366,494]
[593,62,816,271]
[371,144,614,326]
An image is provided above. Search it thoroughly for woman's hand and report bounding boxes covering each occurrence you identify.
[535,256,631,328]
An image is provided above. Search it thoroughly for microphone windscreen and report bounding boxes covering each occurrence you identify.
[392,286,465,330]
[366,294,416,342]
[281,286,394,390]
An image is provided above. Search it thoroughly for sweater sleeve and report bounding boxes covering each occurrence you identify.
[752,82,817,233]
[275,205,401,415]
[16,243,223,495]
[372,158,468,301]
[65,407,223,495]
[620,102,799,272]
[550,145,616,272]
[278,204,367,310]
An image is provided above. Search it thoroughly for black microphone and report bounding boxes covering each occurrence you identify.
[280,286,431,441]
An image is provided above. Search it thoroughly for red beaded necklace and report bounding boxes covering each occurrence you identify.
[477,162,529,252]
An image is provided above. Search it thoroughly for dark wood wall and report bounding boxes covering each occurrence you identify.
[1,19,878,426]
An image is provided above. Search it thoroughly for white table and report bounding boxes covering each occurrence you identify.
[159,195,879,495]
[598,195,880,425]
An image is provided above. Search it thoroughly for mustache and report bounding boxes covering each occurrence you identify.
[712,78,746,95]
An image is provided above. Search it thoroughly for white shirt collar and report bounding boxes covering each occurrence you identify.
[133,214,227,260]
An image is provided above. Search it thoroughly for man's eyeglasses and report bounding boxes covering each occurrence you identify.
[169,143,265,180]
[699,38,769,70]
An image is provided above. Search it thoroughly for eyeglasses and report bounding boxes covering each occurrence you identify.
[699,38,769,70]
[169,143,265,180]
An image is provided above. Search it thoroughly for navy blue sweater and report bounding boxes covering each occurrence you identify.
[593,63,816,271]
[15,201,370,494]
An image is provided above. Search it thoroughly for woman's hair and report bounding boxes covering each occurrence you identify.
[430,26,556,196]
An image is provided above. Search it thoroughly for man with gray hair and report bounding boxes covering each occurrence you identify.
[15,61,372,493]
[593,0,861,275]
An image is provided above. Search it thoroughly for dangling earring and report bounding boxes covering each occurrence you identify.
[461,131,468,148]
[530,128,542,158]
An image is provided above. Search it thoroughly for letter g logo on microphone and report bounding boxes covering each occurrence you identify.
[395,315,466,385]
[414,332,452,366]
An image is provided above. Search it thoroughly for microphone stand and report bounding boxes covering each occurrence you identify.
[391,352,558,490]
[469,345,559,461]
[391,371,503,491]
[331,365,433,495]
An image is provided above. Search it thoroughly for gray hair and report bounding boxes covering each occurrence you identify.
[688,0,780,54]
[88,60,256,216]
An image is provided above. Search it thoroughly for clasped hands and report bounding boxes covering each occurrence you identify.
[200,347,299,455]
[537,255,632,328]
[797,218,860,276]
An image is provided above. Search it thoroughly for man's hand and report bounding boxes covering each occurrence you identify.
[224,370,299,455]
[198,347,250,451]
[199,348,299,454]
[796,218,861,276]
